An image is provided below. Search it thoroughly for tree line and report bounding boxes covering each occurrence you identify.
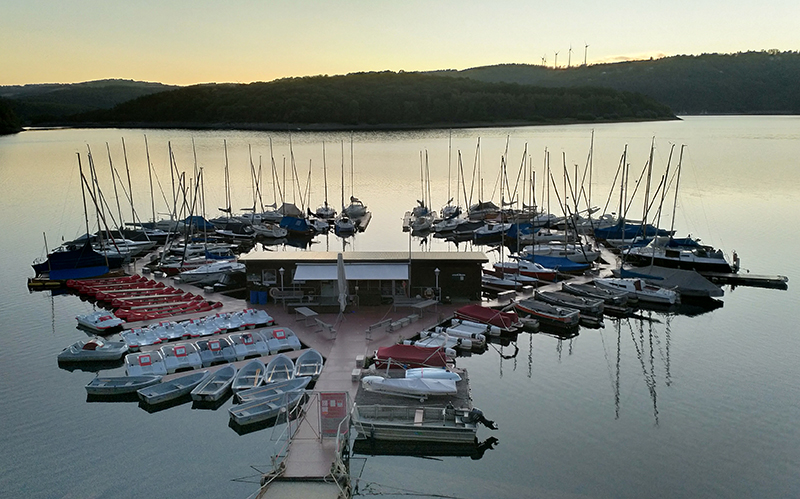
[68,72,673,128]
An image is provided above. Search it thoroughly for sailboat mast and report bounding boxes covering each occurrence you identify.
[121,137,136,226]
[106,143,124,229]
[76,153,91,239]
[322,142,329,209]
[669,145,685,241]
[144,135,156,224]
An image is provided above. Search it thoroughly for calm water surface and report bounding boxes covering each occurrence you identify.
[0,117,798,498]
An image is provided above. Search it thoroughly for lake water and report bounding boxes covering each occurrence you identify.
[0,116,798,498]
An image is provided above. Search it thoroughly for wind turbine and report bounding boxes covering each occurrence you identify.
[568,44,573,68]
[584,42,589,66]
[554,51,559,69]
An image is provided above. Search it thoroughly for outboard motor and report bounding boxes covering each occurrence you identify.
[466,407,498,430]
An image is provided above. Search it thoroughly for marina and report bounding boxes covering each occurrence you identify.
[2,118,799,499]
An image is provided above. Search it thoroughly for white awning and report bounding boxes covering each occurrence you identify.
[293,263,409,281]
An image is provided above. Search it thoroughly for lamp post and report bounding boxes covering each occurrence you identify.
[434,268,440,301]
[279,267,285,291]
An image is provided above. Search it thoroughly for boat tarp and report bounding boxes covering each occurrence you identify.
[375,344,448,368]
[293,263,409,281]
[618,265,724,297]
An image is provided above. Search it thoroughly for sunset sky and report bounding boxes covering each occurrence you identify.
[2,0,797,86]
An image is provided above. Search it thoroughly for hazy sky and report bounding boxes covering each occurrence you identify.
[2,0,797,86]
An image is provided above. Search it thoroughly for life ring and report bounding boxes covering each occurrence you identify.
[424,288,434,299]
[269,287,280,298]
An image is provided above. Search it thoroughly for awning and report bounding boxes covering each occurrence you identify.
[293,263,409,281]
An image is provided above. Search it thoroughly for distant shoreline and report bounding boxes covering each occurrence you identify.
[27,116,681,133]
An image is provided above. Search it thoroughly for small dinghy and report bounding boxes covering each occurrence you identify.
[235,376,311,404]
[264,327,302,354]
[231,359,266,392]
[593,277,678,305]
[191,364,237,402]
[513,298,580,329]
[160,342,203,373]
[75,311,125,334]
[293,349,324,380]
[264,354,295,383]
[125,350,168,376]
[137,370,210,405]
[361,376,458,402]
[404,367,462,381]
[57,338,128,363]
[197,337,237,367]
[86,375,162,396]
[228,390,305,426]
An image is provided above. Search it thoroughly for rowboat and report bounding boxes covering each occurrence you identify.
[190,364,237,402]
[85,375,162,396]
[137,370,210,405]
[264,354,295,383]
[231,359,266,392]
[228,390,305,426]
[294,349,324,380]
[235,376,311,404]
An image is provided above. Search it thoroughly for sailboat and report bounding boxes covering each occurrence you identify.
[334,141,356,236]
[315,143,337,220]
[342,137,368,219]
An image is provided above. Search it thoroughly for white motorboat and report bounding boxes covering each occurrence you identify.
[264,327,302,354]
[294,349,324,380]
[57,338,129,363]
[361,376,458,401]
[594,277,679,305]
[264,354,295,383]
[235,376,311,404]
[86,375,162,396]
[231,359,266,392]
[197,337,237,367]
[191,364,237,402]
[137,370,210,405]
[125,350,168,376]
[75,311,125,333]
[521,242,600,264]
[230,331,269,360]
[178,261,245,285]
[228,390,305,426]
[416,331,474,351]
[160,342,203,373]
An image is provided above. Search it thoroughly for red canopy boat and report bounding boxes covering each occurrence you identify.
[454,304,522,333]
[373,345,449,369]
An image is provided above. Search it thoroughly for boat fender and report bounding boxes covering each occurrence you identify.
[467,408,498,430]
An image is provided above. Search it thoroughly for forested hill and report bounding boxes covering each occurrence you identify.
[0,98,22,134]
[0,79,176,123]
[439,51,800,114]
[69,72,673,129]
